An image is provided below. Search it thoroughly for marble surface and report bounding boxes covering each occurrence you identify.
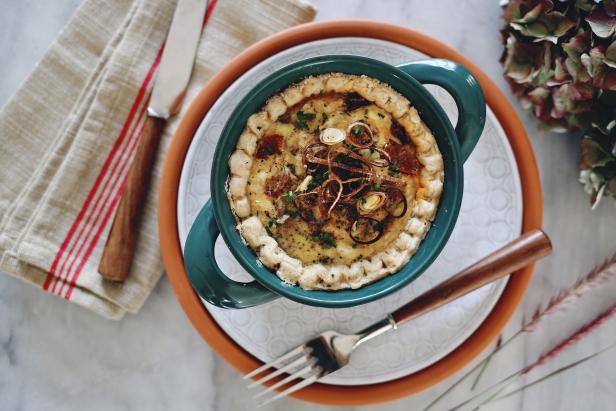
[1,1,615,410]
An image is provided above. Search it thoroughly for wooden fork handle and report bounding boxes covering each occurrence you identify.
[98,116,165,281]
[391,229,552,325]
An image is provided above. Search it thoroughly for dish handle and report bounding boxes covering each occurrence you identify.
[396,59,485,162]
[184,199,279,308]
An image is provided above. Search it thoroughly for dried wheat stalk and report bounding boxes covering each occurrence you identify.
[451,302,616,410]
[522,303,616,375]
[523,254,616,332]
[423,254,616,411]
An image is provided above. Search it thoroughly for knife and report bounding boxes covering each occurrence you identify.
[99,0,208,281]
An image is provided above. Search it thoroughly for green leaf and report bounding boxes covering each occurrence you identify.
[563,31,589,63]
[575,0,593,12]
[267,218,278,229]
[580,136,615,168]
[311,231,337,248]
[605,176,616,197]
[503,36,544,84]
[296,111,316,130]
[282,190,295,203]
[516,2,542,23]
[605,41,616,68]
[285,209,300,218]
[509,2,576,43]
[388,163,400,178]
[297,111,316,120]
[585,7,616,38]
[534,43,554,86]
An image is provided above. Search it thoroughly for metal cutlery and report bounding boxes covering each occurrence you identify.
[98,0,208,281]
[244,229,552,406]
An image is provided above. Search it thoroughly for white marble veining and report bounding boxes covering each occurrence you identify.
[1,1,616,410]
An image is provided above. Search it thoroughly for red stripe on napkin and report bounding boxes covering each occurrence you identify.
[63,115,149,299]
[54,110,149,297]
[43,0,218,299]
[42,51,161,293]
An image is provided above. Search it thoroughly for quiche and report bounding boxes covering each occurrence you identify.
[227,73,443,290]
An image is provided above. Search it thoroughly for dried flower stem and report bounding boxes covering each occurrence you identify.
[522,254,616,333]
[423,254,616,411]
[470,336,502,391]
[450,303,616,410]
[484,342,616,407]
[522,303,616,375]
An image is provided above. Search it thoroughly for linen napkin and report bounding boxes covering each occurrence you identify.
[0,0,316,319]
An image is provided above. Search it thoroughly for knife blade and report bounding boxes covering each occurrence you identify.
[99,0,209,281]
[148,0,208,119]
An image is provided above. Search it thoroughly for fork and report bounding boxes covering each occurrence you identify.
[244,229,552,406]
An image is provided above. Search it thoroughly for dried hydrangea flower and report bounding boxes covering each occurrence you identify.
[501,0,616,207]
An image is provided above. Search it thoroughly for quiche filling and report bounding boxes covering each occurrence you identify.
[227,73,444,290]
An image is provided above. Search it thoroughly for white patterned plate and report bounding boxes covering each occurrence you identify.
[177,38,522,386]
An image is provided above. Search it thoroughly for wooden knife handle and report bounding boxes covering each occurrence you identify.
[391,229,552,325]
[98,116,165,281]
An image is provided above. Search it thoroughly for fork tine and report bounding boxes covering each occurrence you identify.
[247,353,314,388]
[243,345,306,379]
[253,363,317,398]
[258,370,321,407]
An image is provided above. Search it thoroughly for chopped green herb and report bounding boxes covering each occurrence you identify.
[352,125,361,136]
[345,142,354,150]
[377,112,385,118]
[319,89,324,95]
[285,209,300,218]
[313,126,320,134]
[372,182,381,190]
[282,190,295,203]
[321,112,328,124]
[388,163,400,178]
[316,171,329,182]
[307,171,329,190]
[364,109,368,115]
[265,219,278,236]
[297,111,316,120]
[286,163,296,174]
[296,111,316,130]
[311,231,337,249]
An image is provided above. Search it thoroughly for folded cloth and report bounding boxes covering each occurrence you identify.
[0,0,316,319]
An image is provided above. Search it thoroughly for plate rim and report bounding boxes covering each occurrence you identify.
[177,36,521,386]
[158,20,542,406]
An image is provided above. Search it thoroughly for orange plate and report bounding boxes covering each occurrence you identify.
[158,21,542,406]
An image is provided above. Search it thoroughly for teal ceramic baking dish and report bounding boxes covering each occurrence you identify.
[183,55,485,309]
